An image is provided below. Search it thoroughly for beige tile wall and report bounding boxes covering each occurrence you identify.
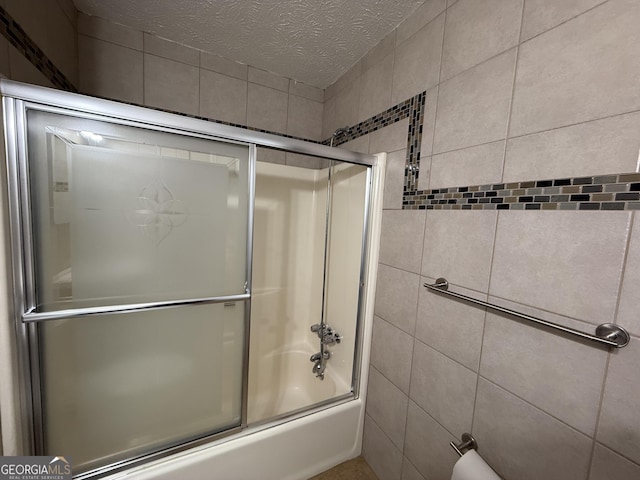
[77,14,324,143]
[322,0,640,478]
[0,0,77,88]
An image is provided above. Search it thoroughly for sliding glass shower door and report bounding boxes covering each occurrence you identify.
[6,104,253,474]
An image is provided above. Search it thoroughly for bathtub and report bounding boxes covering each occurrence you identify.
[109,399,366,480]
[106,340,372,480]
[248,347,350,424]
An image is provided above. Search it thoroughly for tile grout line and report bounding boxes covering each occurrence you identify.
[499,0,526,184]
[518,0,610,45]
[362,412,404,474]
[478,374,599,440]
[368,335,411,401]
[425,5,448,191]
[587,351,613,479]
[586,210,637,476]
[469,211,500,437]
[367,363,408,453]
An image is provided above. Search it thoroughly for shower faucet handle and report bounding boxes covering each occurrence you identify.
[310,323,322,334]
[321,328,342,345]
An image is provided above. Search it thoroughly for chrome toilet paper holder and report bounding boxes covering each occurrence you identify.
[450,433,478,457]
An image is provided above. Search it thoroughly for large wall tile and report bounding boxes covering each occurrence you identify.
[417,157,431,192]
[419,87,438,158]
[144,34,199,66]
[247,83,288,134]
[480,310,607,435]
[409,340,476,436]
[379,210,426,273]
[416,278,485,371]
[370,119,409,154]
[366,367,409,450]
[200,51,247,80]
[490,211,630,324]
[321,96,337,141]
[358,53,394,122]
[248,67,289,92]
[78,12,142,50]
[363,415,403,480]
[401,457,426,480]
[473,379,593,480]
[56,0,77,27]
[396,0,446,46]
[284,153,323,169]
[144,54,199,115]
[0,36,10,77]
[371,316,414,394]
[9,46,53,87]
[333,60,361,97]
[404,401,459,480]
[521,0,607,41]
[441,0,523,80]
[374,264,420,336]
[45,0,77,86]
[598,338,640,464]
[510,0,640,137]
[6,0,48,49]
[341,134,370,154]
[286,95,323,140]
[289,80,323,102]
[383,149,406,210]
[616,214,640,337]
[199,69,247,125]
[335,78,361,129]
[391,13,444,105]
[79,36,143,104]
[421,210,498,292]
[433,49,516,154]
[590,444,640,480]
[256,147,285,166]
[430,140,504,189]
[504,111,640,183]
[361,30,395,77]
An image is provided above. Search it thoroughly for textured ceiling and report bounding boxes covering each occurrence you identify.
[72,0,424,88]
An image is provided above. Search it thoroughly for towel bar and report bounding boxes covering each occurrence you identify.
[424,278,630,348]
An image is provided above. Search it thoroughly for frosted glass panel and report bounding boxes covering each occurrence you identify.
[41,302,245,472]
[26,110,251,312]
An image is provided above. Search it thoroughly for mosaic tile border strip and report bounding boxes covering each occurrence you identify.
[403,173,640,210]
[322,97,414,147]
[0,6,77,92]
[404,92,425,192]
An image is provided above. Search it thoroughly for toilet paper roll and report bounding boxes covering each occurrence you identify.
[451,450,501,480]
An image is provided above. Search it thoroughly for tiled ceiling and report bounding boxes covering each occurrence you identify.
[72,0,425,89]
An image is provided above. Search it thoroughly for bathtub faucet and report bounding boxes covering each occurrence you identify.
[310,350,330,379]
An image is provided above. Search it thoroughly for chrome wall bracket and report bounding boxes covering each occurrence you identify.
[450,433,477,457]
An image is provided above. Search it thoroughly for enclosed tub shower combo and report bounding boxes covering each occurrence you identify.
[0,80,384,479]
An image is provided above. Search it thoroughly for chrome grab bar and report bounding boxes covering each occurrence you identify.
[424,278,630,348]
